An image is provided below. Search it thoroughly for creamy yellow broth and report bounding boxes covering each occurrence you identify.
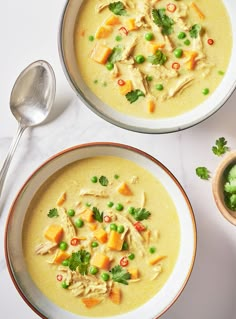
[23,156,180,317]
[75,0,232,119]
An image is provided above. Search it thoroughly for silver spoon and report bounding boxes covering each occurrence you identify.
[0,60,56,198]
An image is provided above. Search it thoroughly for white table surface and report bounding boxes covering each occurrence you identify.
[1,1,236,318]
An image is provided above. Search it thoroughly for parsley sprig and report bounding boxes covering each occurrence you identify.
[129,207,151,221]
[125,90,145,104]
[92,207,104,223]
[152,8,174,35]
[212,137,229,156]
[68,250,91,275]
[109,2,127,16]
[47,208,58,218]
[110,265,131,285]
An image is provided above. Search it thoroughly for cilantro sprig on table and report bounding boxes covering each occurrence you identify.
[109,2,127,16]
[47,208,58,218]
[196,167,210,180]
[212,137,229,156]
[110,265,131,285]
[152,8,174,35]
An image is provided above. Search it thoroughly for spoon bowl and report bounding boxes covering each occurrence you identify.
[0,60,56,199]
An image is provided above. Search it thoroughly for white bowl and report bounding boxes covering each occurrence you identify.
[58,0,236,133]
[5,143,196,319]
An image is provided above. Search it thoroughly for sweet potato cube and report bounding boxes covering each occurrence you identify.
[80,208,95,223]
[81,298,102,308]
[147,100,155,113]
[117,182,132,196]
[91,252,110,270]
[44,224,63,243]
[93,228,108,243]
[89,223,97,231]
[149,255,167,266]
[95,25,112,39]
[128,268,139,279]
[126,18,137,31]
[90,44,112,64]
[105,15,121,26]
[107,230,124,251]
[109,286,121,304]
[148,42,165,54]
[53,250,70,264]
[56,192,66,206]
[119,80,132,95]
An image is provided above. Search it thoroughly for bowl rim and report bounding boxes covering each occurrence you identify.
[212,151,236,226]
[4,142,197,319]
[58,0,236,134]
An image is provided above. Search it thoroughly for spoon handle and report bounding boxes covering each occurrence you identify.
[0,124,25,198]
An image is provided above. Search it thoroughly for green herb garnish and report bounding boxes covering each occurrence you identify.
[68,250,91,275]
[148,49,167,65]
[110,265,131,285]
[196,167,210,180]
[99,175,109,186]
[212,137,229,156]
[109,1,127,16]
[189,24,201,38]
[224,164,236,211]
[47,208,59,218]
[108,45,123,63]
[152,8,174,35]
[125,90,145,104]
[129,207,151,221]
[92,207,104,223]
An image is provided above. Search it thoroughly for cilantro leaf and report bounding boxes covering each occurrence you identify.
[148,49,167,65]
[152,8,174,35]
[108,46,123,63]
[92,207,104,223]
[68,250,91,275]
[129,207,151,221]
[196,167,210,180]
[212,137,229,156]
[47,208,59,218]
[125,90,145,104]
[110,265,131,285]
[109,2,127,16]
[189,24,202,38]
[99,175,109,186]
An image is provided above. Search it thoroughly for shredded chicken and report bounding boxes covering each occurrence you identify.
[111,63,119,79]
[130,176,139,184]
[121,37,137,61]
[164,35,174,52]
[161,75,194,100]
[59,207,77,239]
[140,192,146,208]
[172,3,190,31]
[150,264,162,280]
[79,189,109,198]
[148,65,178,81]
[128,65,147,94]
[35,241,57,255]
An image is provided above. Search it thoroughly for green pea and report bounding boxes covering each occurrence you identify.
[145,32,154,41]
[116,203,124,211]
[91,176,98,183]
[106,62,114,71]
[128,253,135,260]
[89,266,98,275]
[128,207,135,215]
[107,201,114,208]
[61,281,69,289]
[117,225,125,233]
[146,75,153,82]
[174,48,183,58]
[114,174,119,179]
[184,39,191,46]
[110,223,118,231]
[155,84,164,91]
[59,241,68,251]
[115,35,122,42]
[67,209,75,217]
[91,241,99,248]
[135,55,145,64]
[202,88,209,95]
[122,242,129,250]
[86,202,91,207]
[94,79,98,84]
[88,35,94,42]
[149,247,156,254]
[75,218,84,228]
[218,70,225,76]
[61,259,69,266]
[101,272,110,281]
[178,32,186,39]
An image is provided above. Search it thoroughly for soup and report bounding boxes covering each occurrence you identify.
[75,0,232,119]
[22,156,180,317]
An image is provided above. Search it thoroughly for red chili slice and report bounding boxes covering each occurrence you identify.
[134,221,146,232]
[207,38,214,45]
[172,62,180,70]
[56,274,63,282]
[118,79,126,86]
[119,26,129,36]
[120,256,129,267]
[104,215,111,223]
[70,238,80,246]
[167,3,176,13]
